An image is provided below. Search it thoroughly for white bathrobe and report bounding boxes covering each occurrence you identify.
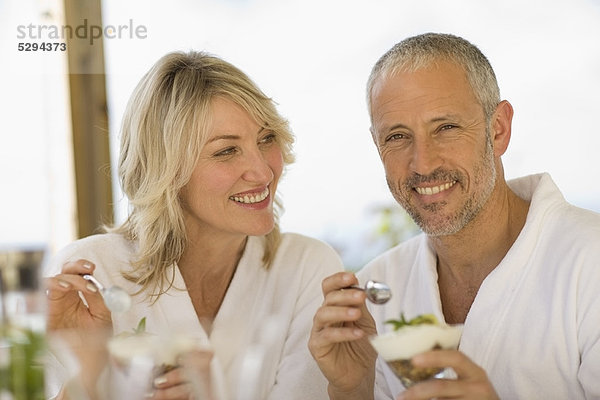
[44,232,343,399]
[359,173,600,399]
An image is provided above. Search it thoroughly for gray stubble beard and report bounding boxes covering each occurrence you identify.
[388,132,497,237]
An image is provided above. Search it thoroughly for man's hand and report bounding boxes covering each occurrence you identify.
[397,350,500,400]
[308,272,378,400]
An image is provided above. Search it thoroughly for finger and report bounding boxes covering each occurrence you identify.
[314,304,364,328]
[152,367,200,400]
[47,273,100,296]
[44,276,73,300]
[153,367,187,389]
[312,303,363,335]
[400,378,463,400]
[149,382,192,400]
[310,306,367,355]
[412,350,485,380]
[309,328,365,364]
[311,325,366,350]
[401,374,497,400]
[45,274,108,316]
[321,272,359,296]
[61,259,95,275]
[179,351,214,399]
[178,349,213,373]
[324,285,367,307]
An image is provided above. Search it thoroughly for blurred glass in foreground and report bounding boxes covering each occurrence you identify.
[0,248,47,400]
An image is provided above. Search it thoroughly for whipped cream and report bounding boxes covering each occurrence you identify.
[108,334,206,366]
[370,324,463,361]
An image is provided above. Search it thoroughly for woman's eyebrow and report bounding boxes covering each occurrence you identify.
[207,127,265,143]
[207,134,240,143]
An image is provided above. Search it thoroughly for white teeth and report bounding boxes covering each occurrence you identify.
[230,187,270,204]
[415,181,456,196]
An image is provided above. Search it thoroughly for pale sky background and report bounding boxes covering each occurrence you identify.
[2,0,600,267]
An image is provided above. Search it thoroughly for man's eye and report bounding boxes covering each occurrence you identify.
[385,133,406,142]
[439,124,457,131]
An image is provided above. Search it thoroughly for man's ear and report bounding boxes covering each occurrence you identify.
[491,100,514,157]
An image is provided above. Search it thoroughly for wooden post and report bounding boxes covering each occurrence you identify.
[63,0,113,237]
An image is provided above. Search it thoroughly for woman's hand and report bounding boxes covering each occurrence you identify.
[45,259,114,400]
[149,350,214,400]
[308,272,378,400]
[397,350,500,400]
[45,259,112,332]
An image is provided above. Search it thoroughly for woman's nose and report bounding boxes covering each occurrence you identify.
[241,148,274,183]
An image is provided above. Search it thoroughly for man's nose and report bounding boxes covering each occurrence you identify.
[408,136,442,176]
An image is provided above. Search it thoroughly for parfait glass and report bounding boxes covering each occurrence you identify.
[369,323,463,388]
[106,330,217,399]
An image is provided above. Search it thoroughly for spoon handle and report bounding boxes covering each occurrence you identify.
[82,274,105,292]
[347,285,365,291]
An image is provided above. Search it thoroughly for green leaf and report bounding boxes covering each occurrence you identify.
[409,314,438,325]
[385,313,439,331]
[134,317,147,334]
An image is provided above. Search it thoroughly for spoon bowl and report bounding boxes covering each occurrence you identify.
[351,280,392,304]
[83,274,132,313]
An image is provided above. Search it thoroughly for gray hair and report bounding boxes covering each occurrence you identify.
[367,33,501,122]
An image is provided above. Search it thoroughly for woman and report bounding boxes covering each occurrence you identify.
[45,51,343,399]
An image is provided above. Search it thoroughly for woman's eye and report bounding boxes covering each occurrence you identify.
[259,133,277,145]
[214,147,237,157]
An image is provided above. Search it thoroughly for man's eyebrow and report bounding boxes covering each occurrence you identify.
[386,123,410,132]
[382,115,460,131]
[429,114,460,123]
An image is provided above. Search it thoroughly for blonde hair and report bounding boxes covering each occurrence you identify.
[109,51,294,297]
[367,33,501,123]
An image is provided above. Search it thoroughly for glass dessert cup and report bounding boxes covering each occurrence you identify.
[369,323,463,388]
[107,333,206,398]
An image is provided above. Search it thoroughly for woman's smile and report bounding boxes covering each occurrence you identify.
[229,187,271,209]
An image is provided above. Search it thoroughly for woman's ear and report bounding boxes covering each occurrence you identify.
[491,100,514,157]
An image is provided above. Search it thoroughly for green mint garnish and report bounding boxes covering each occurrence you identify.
[133,317,146,334]
[385,313,438,331]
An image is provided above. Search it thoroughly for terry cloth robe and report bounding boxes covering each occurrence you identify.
[44,232,343,400]
[358,173,600,399]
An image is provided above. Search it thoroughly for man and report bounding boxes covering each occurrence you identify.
[309,33,600,399]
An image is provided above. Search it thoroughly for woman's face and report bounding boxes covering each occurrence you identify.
[180,96,284,241]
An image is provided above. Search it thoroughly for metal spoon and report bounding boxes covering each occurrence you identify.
[350,280,392,304]
[83,274,132,313]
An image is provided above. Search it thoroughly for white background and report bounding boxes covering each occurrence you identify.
[2,0,600,268]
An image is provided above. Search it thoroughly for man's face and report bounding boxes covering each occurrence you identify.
[369,60,497,236]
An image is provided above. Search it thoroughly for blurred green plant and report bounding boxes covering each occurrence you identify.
[373,204,420,249]
[323,203,420,271]
[0,325,46,400]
